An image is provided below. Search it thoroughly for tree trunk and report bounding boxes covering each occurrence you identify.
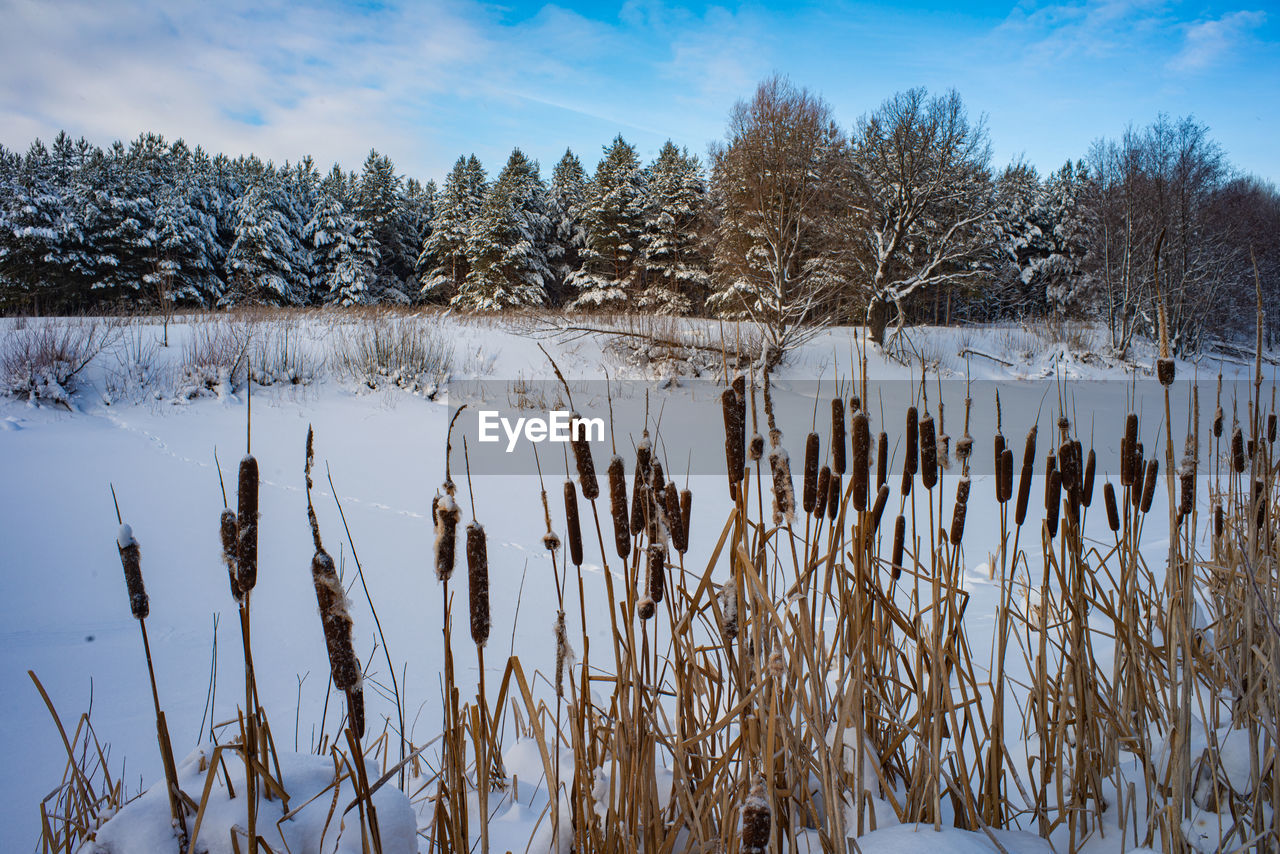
[867,295,892,346]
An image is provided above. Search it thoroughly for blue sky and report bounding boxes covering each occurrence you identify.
[2,0,1276,183]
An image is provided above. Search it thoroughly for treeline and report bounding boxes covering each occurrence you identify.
[1,77,1276,354]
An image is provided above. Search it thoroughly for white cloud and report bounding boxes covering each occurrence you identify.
[1167,10,1266,73]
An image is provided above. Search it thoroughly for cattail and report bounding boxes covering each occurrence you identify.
[647,543,665,605]
[905,406,919,475]
[876,432,888,490]
[868,483,889,534]
[554,610,567,698]
[116,525,148,620]
[1015,427,1037,525]
[1213,406,1223,438]
[802,433,820,514]
[1057,414,1070,436]
[1231,427,1245,473]
[1058,441,1079,495]
[827,470,840,520]
[993,433,1006,472]
[1139,459,1158,513]
[1179,471,1194,518]
[570,414,599,500]
[1255,480,1266,529]
[722,388,745,490]
[950,478,970,545]
[852,410,870,511]
[1082,450,1096,507]
[563,481,583,567]
[220,509,242,602]
[1213,503,1223,538]
[466,522,489,646]
[1157,357,1175,386]
[434,494,460,582]
[1122,414,1138,485]
[919,412,938,490]
[717,584,738,642]
[237,455,259,595]
[1103,482,1120,531]
[679,489,692,553]
[956,434,973,465]
[664,483,686,552]
[768,447,795,526]
[749,432,764,462]
[1071,440,1083,490]
[608,456,630,560]
[1248,439,1256,460]
[347,686,365,739]
[311,549,360,691]
[741,778,771,854]
[651,458,666,493]
[1044,455,1057,507]
[1269,413,1277,443]
[814,466,831,521]
[831,399,846,475]
[1045,469,1062,538]
[997,448,1014,504]
[637,597,655,620]
[900,465,912,498]
[891,515,906,580]
[630,454,649,536]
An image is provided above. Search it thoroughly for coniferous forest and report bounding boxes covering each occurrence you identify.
[2,77,1277,354]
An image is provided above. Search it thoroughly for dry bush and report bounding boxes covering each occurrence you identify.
[330,311,453,394]
[250,317,321,387]
[175,316,251,400]
[103,320,165,404]
[0,317,119,404]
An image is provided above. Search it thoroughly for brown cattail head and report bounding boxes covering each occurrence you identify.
[563,481,583,567]
[1269,413,1277,444]
[1231,426,1246,473]
[347,686,365,739]
[741,778,771,854]
[1124,412,1138,450]
[814,466,831,521]
[956,434,973,466]
[1082,449,1096,507]
[1103,481,1120,531]
[1022,425,1038,473]
[717,583,738,642]
[950,477,970,545]
[646,543,666,605]
[802,432,820,514]
[220,509,242,602]
[434,493,460,582]
[852,411,870,511]
[905,406,919,475]
[748,432,764,462]
[1058,441,1079,495]
[1015,433,1036,526]
[117,525,148,620]
[1139,459,1159,513]
[311,549,361,691]
[554,610,568,698]
[1213,406,1224,438]
[993,433,1006,472]
[1120,436,1134,487]
[919,412,938,490]
[237,455,259,595]
[608,456,630,560]
[827,469,841,520]
[651,458,666,494]
[876,431,888,490]
[997,448,1014,504]
[630,452,649,535]
[570,414,599,500]
[831,399,847,475]
[664,482,685,551]
[1179,471,1194,519]
[1213,503,1223,538]
[679,489,692,552]
[869,482,890,538]
[1157,357,1175,386]
[768,447,795,526]
[637,597,655,620]
[466,522,490,647]
[891,514,906,580]
[722,388,746,490]
[1045,469,1062,538]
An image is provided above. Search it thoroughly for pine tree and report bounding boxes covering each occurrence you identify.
[225,175,310,305]
[639,141,709,315]
[570,136,646,309]
[455,149,550,310]
[420,155,486,300]
[306,191,378,305]
[547,149,588,304]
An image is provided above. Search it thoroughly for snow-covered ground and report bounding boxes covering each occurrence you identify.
[0,312,1271,852]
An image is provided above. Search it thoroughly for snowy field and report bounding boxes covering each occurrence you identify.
[0,311,1273,853]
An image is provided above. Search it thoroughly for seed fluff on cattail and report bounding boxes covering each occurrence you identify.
[554,610,568,698]
[722,387,746,491]
[466,522,490,647]
[768,445,796,526]
[434,493,460,583]
[220,508,242,602]
[740,777,771,854]
[312,549,361,692]
[717,583,738,642]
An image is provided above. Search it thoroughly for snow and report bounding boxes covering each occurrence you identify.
[1,312,1274,853]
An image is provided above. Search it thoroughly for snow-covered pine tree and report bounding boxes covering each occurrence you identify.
[420,155,486,301]
[638,141,709,315]
[403,177,436,296]
[305,191,379,305]
[355,149,415,299]
[546,149,588,305]
[224,173,310,305]
[570,135,646,309]
[455,148,550,311]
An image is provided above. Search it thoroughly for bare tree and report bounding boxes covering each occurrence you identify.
[849,88,994,346]
[708,75,850,361]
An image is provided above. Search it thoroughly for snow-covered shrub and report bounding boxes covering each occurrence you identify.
[1,318,117,405]
[250,319,320,386]
[103,322,165,405]
[331,313,452,394]
[175,318,250,400]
